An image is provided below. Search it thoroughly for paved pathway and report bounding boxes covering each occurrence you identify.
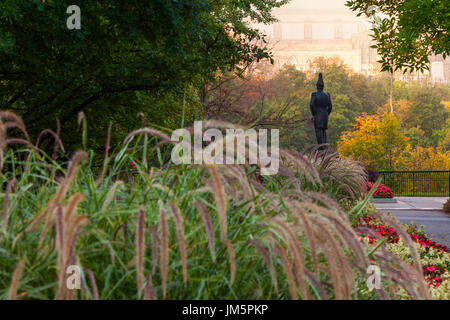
[375,197,447,211]
[375,197,450,247]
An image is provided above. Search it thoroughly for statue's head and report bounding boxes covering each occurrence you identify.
[316,73,324,91]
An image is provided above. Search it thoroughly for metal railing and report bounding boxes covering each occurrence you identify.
[378,171,450,197]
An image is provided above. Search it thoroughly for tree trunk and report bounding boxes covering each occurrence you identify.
[389,71,394,113]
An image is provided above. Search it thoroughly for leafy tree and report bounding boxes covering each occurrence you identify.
[0,0,289,152]
[404,146,450,171]
[406,89,448,146]
[209,57,392,151]
[437,101,450,151]
[438,128,450,151]
[328,112,351,148]
[338,113,409,170]
[403,126,425,149]
[346,0,450,73]
[375,84,449,149]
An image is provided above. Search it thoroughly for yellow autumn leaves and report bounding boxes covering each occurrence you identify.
[338,112,450,170]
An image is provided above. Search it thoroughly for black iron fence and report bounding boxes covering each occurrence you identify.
[378,171,450,197]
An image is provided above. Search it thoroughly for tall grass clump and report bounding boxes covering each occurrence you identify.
[0,110,429,300]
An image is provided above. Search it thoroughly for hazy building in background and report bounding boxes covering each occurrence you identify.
[252,0,449,83]
[429,54,450,84]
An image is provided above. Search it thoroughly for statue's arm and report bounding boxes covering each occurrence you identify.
[310,93,316,116]
[327,93,332,115]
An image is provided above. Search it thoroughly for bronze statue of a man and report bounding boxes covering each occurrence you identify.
[310,73,332,150]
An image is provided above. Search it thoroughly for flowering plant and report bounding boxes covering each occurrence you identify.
[366,182,394,198]
[359,215,400,243]
[357,214,449,298]
[358,215,448,253]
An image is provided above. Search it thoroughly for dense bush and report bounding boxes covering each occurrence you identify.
[364,165,379,183]
[443,199,450,213]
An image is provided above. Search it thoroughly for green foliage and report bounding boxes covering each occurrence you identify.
[406,88,448,145]
[225,58,383,151]
[0,0,289,154]
[444,199,450,214]
[346,0,450,73]
[383,84,449,150]
[338,113,410,170]
[340,196,378,227]
[205,56,448,162]
[0,111,430,300]
[0,139,364,300]
[327,109,351,148]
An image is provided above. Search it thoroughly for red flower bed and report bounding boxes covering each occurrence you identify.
[408,233,448,253]
[358,215,448,253]
[359,216,399,244]
[423,265,445,287]
[357,215,449,289]
[366,182,394,198]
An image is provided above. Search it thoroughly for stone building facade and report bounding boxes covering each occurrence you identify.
[429,54,450,84]
[253,2,378,76]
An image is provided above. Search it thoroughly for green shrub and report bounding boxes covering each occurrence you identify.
[443,199,450,213]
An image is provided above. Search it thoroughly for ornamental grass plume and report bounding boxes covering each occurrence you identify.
[270,217,308,299]
[136,205,146,295]
[84,267,100,300]
[9,259,26,300]
[194,200,216,263]
[287,200,319,273]
[0,111,29,140]
[25,150,88,236]
[64,193,85,224]
[159,202,169,299]
[223,239,236,286]
[169,202,187,285]
[144,275,156,300]
[309,148,367,199]
[0,111,433,300]
[101,181,124,213]
[52,197,89,300]
[0,111,31,171]
[123,128,171,146]
[207,167,227,241]
[150,226,159,275]
[272,242,298,300]
[35,129,65,158]
[2,179,15,232]
[246,240,278,294]
[59,215,89,299]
